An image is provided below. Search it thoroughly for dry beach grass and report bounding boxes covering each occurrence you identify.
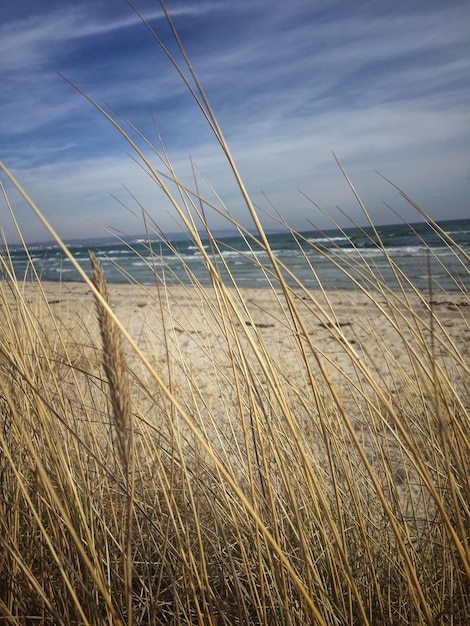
[0,2,469,623]
[0,257,469,625]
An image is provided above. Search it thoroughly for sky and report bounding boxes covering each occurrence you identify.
[1,0,469,244]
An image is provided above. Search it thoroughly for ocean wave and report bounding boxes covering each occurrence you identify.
[334,245,431,257]
[187,244,209,251]
[307,236,347,244]
[220,249,268,258]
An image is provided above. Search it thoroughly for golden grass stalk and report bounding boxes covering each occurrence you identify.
[89,250,132,468]
[89,250,135,626]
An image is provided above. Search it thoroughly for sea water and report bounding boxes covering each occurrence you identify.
[4,218,470,292]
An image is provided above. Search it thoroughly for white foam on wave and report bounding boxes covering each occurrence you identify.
[307,236,347,244]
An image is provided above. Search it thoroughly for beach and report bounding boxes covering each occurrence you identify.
[11,280,469,411]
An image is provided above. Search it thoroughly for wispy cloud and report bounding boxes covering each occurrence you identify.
[1,0,469,243]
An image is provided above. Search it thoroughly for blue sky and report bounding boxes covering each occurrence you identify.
[1,0,469,244]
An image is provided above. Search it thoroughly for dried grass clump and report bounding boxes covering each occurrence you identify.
[1,183,469,626]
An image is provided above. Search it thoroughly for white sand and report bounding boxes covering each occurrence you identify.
[14,281,469,389]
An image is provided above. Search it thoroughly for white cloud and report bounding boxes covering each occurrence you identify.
[3,97,467,244]
[1,0,469,242]
[0,1,257,72]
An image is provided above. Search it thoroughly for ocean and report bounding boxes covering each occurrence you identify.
[4,218,470,292]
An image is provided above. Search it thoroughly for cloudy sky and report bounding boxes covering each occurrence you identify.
[1,0,469,244]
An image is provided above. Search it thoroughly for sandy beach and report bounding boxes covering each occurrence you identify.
[13,279,469,354]
[11,280,469,405]
[4,277,467,481]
